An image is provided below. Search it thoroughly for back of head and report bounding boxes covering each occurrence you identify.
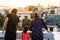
[11,8,17,14]
[23,26,28,33]
[34,13,39,18]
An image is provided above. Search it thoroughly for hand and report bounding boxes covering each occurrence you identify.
[45,30,49,32]
[46,30,49,32]
[2,28,4,33]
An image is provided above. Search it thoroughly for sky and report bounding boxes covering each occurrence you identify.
[0,0,60,8]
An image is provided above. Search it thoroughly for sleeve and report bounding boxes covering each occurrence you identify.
[18,17,20,22]
[29,21,33,31]
[42,19,48,30]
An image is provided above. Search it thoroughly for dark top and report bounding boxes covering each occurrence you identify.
[4,13,19,40]
[6,13,19,32]
[29,18,47,40]
[30,18,47,31]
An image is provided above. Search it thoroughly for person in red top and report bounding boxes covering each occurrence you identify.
[22,26,29,40]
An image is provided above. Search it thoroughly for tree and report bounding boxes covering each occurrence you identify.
[50,9,55,14]
[0,13,5,28]
[27,5,36,11]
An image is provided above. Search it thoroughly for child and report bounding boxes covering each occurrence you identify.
[22,26,29,40]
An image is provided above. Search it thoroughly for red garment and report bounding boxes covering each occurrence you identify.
[22,32,29,40]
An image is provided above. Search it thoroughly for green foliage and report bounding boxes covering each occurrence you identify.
[28,5,36,11]
[57,24,60,28]
[0,13,5,28]
[50,10,55,14]
[54,18,60,28]
[22,19,31,27]
[54,18,60,22]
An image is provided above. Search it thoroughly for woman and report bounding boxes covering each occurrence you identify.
[2,8,19,40]
[29,13,48,40]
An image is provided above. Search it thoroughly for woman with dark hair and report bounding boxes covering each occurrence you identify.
[2,8,19,40]
[29,13,48,40]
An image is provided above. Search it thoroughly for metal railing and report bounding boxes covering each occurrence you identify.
[0,31,59,40]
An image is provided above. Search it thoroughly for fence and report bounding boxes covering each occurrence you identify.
[0,31,60,40]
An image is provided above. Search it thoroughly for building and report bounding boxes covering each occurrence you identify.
[0,9,5,15]
[17,11,32,21]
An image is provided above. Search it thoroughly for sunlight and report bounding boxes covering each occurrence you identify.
[0,0,60,8]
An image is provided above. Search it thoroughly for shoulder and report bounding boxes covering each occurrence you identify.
[26,32,29,35]
[38,18,43,20]
[22,32,24,35]
[16,15,19,19]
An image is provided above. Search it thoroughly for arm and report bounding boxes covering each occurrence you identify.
[43,22,48,30]
[29,21,33,31]
[16,17,20,30]
[42,19,48,31]
[16,22,20,30]
[2,17,9,32]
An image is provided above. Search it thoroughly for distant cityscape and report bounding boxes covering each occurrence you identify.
[0,4,60,12]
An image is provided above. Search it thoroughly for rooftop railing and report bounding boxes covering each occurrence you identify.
[0,31,60,40]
